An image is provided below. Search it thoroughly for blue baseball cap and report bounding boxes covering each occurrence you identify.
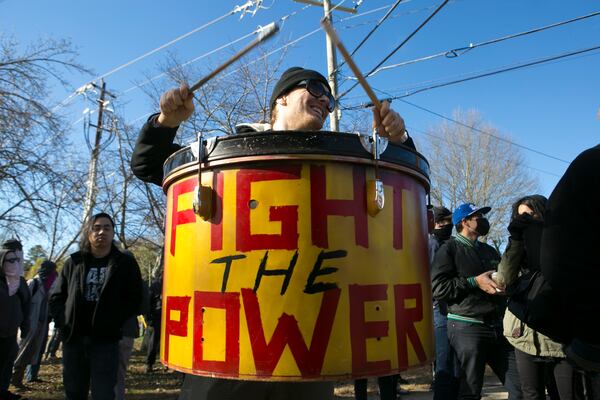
[452,203,491,225]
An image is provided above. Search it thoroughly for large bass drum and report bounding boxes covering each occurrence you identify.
[160,130,432,381]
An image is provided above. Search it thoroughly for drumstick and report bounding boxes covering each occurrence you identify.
[189,22,279,92]
[320,18,381,110]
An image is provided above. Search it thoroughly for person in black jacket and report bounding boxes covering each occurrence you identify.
[49,213,143,400]
[428,206,461,399]
[0,240,30,400]
[538,144,600,376]
[431,203,521,400]
[130,67,414,400]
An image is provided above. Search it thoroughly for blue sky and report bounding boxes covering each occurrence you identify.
[2,0,599,196]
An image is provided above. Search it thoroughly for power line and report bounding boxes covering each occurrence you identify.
[120,4,313,96]
[407,125,563,177]
[124,26,325,126]
[122,30,257,95]
[121,1,452,127]
[53,1,262,111]
[344,44,600,108]
[397,44,600,100]
[340,0,418,22]
[337,0,450,100]
[334,0,406,72]
[360,10,600,77]
[220,0,377,81]
[339,1,452,30]
[392,96,571,164]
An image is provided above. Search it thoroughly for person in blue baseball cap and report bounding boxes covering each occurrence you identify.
[431,202,522,399]
[451,203,491,236]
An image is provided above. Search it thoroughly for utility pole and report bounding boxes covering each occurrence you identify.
[82,80,114,227]
[294,0,356,131]
[323,0,339,131]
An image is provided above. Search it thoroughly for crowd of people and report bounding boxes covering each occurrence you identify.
[0,65,598,400]
[428,143,600,400]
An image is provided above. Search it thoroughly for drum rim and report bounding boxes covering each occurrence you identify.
[162,131,430,186]
[162,153,430,193]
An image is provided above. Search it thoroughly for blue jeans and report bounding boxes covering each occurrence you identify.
[448,320,522,400]
[62,336,119,400]
[433,304,460,399]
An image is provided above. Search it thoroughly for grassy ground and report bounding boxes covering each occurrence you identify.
[11,350,432,400]
[12,351,182,400]
[11,348,505,399]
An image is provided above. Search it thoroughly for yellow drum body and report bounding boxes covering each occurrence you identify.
[160,131,432,381]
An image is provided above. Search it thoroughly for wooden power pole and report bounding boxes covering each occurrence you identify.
[294,0,356,131]
[82,80,114,227]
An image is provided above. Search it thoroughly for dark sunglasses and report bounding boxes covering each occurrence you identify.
[295,80,335,113]
[5,257,21,263]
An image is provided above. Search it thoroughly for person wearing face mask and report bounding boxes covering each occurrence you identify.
[428,206,460,399]
[431,203,522,400]
[11,260,57,390]
[496,196,574,400]
[0,240,30,400]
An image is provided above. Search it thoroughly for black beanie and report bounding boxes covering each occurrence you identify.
[2,239,22,251]
[433,206,452,223]
[269,67,330,115]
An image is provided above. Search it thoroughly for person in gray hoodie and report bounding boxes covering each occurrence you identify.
[11,260,57,389]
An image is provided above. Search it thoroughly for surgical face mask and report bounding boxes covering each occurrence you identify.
[433,224,453,240]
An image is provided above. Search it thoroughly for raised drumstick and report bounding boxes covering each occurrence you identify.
[320,18,381,110]
[190,22,279,92]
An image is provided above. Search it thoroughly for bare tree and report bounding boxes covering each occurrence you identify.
[0,35,90,237]
[423,109,538,249]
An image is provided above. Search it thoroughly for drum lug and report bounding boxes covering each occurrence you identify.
[361,130,386,216]
[205,137,217,155]
[366,179,385,217]
[193,185,214,220]
[358,133,388,157]
[191,132,215,220]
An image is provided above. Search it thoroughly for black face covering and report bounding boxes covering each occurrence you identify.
[433,224,453,241]
[474,218,490,236]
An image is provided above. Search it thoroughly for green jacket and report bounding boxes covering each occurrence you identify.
[497,239,565,358]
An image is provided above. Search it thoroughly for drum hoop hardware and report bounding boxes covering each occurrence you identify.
[163,154,431,195]
[191,136,217,159]
[322,17,386,217]
[192,131,215,220]
[357,132,388,156]
[367,129,385,216]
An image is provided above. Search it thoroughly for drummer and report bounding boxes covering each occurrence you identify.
[130,66,414,400]
[131,67,414,186]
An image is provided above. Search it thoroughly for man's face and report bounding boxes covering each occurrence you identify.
[276,82,331,131]
[89,217,114,250]
[463,212,483,233]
